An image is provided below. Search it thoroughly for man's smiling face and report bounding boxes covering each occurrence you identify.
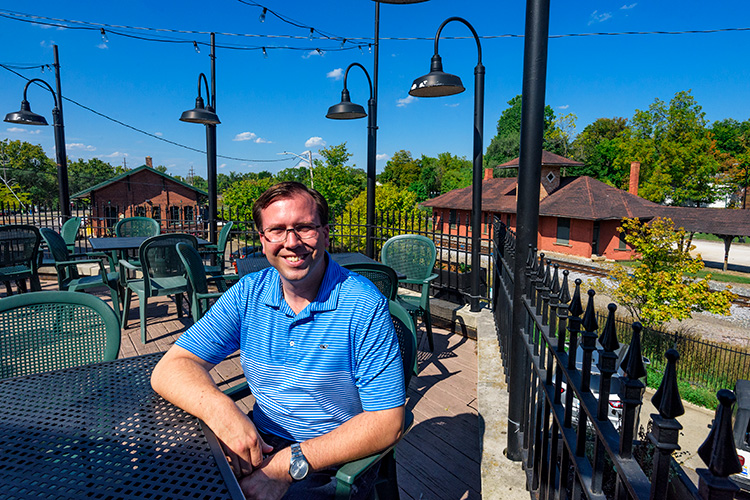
[259,192,329,290]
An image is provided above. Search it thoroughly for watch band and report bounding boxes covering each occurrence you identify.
[289,442,310,481]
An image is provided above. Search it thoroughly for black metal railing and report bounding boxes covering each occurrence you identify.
[493,218,744,499]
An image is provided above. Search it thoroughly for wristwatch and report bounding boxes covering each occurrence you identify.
[289,442,310,481]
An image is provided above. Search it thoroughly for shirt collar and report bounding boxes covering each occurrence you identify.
[260,252,342,314]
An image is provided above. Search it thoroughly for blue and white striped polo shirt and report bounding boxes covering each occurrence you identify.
[175,255,405,441]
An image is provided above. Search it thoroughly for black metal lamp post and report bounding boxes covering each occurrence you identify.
[180,33,219,245]
[409,17,485,312]
[326,63,376,258]
[4,45,70,217]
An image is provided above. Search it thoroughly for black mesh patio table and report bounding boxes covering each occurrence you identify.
[0,352,243,499]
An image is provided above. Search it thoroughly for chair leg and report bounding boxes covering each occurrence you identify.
[121,289,132,330]
[4,281,13,296]
[374,450,400,500]
[108,286,122,325]
[175,293,184,318]
[139,295,148,343]
[30,274,42,291]
[423,308,434,352]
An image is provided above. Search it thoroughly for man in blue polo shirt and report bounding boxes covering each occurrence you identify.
[151,182,405,500]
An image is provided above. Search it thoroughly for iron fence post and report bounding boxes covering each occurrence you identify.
[697,389,742,500]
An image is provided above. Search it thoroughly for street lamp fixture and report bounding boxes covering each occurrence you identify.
[180,33,219,246]
[326,62,377,258]
[5,46,71,218]
[278,151,315,188]
[409,17,485,312]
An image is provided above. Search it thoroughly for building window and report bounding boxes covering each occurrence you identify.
[556,218,570,245]
[449,209,457,229]
[169,205,181,227]
[618,231,628,250]
[104,205,118,231]
[134,206,147,217]
[546,172,556,183]
[151,206,161,222]
[483,213,489,234]
[506,213,511,227]
[184,206,194,222]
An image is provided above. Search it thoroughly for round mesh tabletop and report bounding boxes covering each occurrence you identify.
[0,353,243,499]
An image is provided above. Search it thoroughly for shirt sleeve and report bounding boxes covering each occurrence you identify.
[174,276,245,364]
[352,293,406,411]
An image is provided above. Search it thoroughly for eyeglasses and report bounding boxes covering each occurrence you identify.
[260,224,322,243]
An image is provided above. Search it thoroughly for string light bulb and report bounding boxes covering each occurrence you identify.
[309,27,314,40]
[316,48,323,56]
[259,7,267,23]
[340,38,347,49]
[193,41,200,53]
[262,47,268,58]
[100,28,108,44]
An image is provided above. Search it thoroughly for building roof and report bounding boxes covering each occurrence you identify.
[422,178,518,212]
[497,150,584,169]
[659,206,750,237]
[71,165,208,199]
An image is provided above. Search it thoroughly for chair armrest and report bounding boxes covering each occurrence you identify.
[334,409,414,492]
[119,259,139,271]
[399,273,438,286]
[223,381,252,400]
[55,258,105,268]
[195,291,224,301]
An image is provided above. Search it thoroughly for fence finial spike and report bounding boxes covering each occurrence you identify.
[526,244,535,268]
[651,349,685,419]
[544,259,552,287]
[621,322,647,380]
[599,303,619,352]
[550,264,560,295]
[569,278,583,317]
[698,389,742,477]
[537,253,546,279]
[559,270,571,305]
[582,289,598,332]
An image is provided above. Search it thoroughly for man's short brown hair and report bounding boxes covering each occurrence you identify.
[252,182,329,229]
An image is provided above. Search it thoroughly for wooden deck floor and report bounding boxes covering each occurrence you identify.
[16,279,481,499]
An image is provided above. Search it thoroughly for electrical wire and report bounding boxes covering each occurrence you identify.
[0,63,290,164]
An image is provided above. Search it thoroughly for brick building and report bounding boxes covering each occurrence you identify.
[71,159,207,235]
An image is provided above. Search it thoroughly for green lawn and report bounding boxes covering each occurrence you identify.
[614,260,750,285]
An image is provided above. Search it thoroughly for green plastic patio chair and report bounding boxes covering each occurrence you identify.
[202,221,234,276]
[222,299,417,500]
[40,228,122,324]
[0,290,120,380]
[120,233,197,343]
[0,224,42,295]
[342,262,398,301]
[176,242,237,323]
[39,217,82,268]
[115,216,161,237]
[381,234,438,351]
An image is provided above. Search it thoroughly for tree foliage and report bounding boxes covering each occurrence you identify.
[312,143,365,216]
[594,217,735,329]
[379,150,422,189]
[68,157,122,195]
[711,118,750,208]
[221,177,275,221]
[569,117,629,185]
[0,139,57,205]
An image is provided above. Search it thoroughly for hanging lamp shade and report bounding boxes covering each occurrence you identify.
[409,54,465,98]
[326,89,366,120]
[180,95,220,125]
[4,99,49,126]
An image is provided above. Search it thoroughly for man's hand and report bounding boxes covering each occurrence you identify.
[239,449,293,500]
[218,417,274,478]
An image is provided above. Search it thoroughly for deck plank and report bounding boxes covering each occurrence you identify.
[13,279,481,499]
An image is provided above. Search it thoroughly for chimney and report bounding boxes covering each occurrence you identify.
[629,161,640,196]
[145,156,153,168]
[484,168,493,180]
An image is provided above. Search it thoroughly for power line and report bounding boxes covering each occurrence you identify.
[0,63,290,164]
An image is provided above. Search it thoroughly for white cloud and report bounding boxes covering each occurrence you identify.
[588,10,612,24]
[97,151,129,159]
[6,127,39,134]
[302,49,323,59]
[219,163,227,169]
[327,68,344,80]
[66,143,96,151]
[621,3,637,9]
[305,137,326,148]
[558,104,570,110]
[97,43,108,50]
[154,132,163,137]
[376,153,389,161]
[396,95,416,108]
[234,131,271,143]
[445,103,460,108]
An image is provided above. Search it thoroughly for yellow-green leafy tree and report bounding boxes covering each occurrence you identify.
[595,217,735,329]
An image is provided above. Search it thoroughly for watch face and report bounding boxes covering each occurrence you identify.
[290,457,309,480]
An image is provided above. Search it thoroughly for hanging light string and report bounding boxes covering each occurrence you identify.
[1,7,747,54]
[0,63,290,164]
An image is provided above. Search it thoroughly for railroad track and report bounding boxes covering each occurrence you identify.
[542,257,750,308]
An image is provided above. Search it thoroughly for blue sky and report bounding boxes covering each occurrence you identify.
[1,1,749,180]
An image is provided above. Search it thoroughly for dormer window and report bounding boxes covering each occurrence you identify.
[546,172,556,183]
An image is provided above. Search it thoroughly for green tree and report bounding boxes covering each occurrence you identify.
[221,177,276,221]
[569,117,629,185]
[711,119,750,207]
[379,150,422,189]
[338,183,423,252]
[484,94,558,168]
[68,157,119,195]
[618,91,722,205]
[275,166,312,185]
[312,143,365,216]
[594,217,735,329]
[0,183,31,207]
[0,139,57,205]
